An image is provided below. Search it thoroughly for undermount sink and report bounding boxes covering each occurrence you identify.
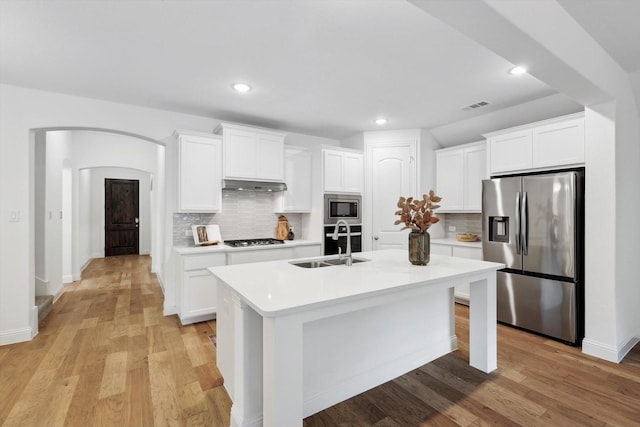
[290,257,370,268]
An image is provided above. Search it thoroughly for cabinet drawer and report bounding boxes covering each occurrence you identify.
[228,247,295,265]
[452,246,482,260]
[183,252,227,270]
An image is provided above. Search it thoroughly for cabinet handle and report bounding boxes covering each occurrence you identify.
[374,236,379,240]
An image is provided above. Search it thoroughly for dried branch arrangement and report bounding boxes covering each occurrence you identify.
[394,190,442,232]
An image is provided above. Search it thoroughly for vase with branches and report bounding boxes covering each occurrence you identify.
[394,190,442,265]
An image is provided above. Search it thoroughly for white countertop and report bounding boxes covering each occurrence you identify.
[431,237,482,249]
[209,249,503,317]
[173,239,321,255]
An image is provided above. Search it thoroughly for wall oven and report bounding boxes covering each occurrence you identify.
[324,224,362,256]
[324,194,361,225]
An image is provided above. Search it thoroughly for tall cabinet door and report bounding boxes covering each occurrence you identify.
[436,150,464,211]
[464,144,487,211]
[522,172,577,278]
[178,132,222,212]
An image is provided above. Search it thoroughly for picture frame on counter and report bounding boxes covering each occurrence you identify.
[192,224,222,246]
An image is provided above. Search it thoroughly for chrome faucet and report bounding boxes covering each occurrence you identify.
[332,219,352,266]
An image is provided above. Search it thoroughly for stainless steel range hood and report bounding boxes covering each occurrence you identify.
[222,179,287,192]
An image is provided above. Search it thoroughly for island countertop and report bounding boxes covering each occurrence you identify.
[209,249,504,317]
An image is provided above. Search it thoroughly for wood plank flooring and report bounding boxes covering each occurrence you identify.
[1,255,638,426]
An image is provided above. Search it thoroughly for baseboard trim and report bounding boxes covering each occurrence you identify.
[163,304,178,316]
[0,326,33,346]
[35,276,48,295]
[62,274,73,283]
[582,335,640,363]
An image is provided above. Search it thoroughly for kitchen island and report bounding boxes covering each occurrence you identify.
[209,249,504,427]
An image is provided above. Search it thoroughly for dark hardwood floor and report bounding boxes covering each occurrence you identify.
[0,255,638,426]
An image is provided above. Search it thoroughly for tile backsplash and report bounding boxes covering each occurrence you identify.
[442,213,482,238]
[173,190,302,246]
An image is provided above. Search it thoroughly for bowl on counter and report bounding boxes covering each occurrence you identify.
[456,232,479,242]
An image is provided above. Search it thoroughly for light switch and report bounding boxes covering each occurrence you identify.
[8,210,20,222]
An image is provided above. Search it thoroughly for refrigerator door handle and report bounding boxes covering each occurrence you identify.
[515,192,521,255]
[522,191,529,255]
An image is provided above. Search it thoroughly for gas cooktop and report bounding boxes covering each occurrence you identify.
[224,238,285,248]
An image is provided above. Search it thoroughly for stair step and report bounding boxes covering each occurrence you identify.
[35,295,54,323]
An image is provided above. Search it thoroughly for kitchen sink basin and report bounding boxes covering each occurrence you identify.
[290,260,332,268]
[290,257,370,268]
[322,257,369,266]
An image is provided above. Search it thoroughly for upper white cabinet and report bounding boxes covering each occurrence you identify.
[436,141,486,212]
[274,146,312,212]
[175,130,222,212]
[215,122,287,182]
[323,149,363,194]
[486,113,584,175]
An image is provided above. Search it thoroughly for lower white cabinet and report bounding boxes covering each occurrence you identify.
[432,242,482,304]
[178,252,226,325]
[175,244,321,325]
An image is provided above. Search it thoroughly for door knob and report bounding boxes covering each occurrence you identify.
[374,236,379,240]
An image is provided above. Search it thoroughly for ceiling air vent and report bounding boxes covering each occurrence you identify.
[461,101,490,111]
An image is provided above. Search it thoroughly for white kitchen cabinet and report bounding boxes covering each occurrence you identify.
[486,113,584,175]
[215,122,287,182]
[436,141,486,212]
[175,130,222,212]
[431,241,482,304]
[274,146,312,213]
[177,251,226,325]
[532,117,585,168]
[323,149,363,194]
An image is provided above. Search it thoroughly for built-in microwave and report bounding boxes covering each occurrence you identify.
[324,194,361,224]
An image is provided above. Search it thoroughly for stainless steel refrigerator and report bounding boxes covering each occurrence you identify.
[482,169,584,345]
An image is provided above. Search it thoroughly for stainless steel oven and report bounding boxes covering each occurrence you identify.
[324,224,362,256]
[324,194,361,225]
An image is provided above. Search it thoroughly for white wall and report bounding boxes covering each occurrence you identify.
[43,131,73,298]
[0,83,216,345]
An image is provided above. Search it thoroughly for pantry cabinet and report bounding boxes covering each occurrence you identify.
[175,130,223,212]
[274,146,312,213]
[486,113,584,175]
[323,149,363,194]
[436,141,486,212]
[215,122,287,182]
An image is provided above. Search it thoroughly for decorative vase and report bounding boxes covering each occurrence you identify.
[408,230,430,265]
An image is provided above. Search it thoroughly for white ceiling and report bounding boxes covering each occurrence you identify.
[0,0,636,145]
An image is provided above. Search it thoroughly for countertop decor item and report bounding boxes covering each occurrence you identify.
[456,232,479,242]
[395,190,442,265]
[276,215,290,240]
[192,224,222,246]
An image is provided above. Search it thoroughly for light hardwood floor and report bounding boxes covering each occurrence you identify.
[1,255,638,426]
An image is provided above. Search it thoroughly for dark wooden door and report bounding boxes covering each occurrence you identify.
[105,179,139,257]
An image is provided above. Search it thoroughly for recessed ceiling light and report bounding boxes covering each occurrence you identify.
[375,118,387,125]
[509,66,527,75]
[232,82,252,93]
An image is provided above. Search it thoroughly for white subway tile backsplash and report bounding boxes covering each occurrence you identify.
[442,213,482,239]
[173,190,302,246]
